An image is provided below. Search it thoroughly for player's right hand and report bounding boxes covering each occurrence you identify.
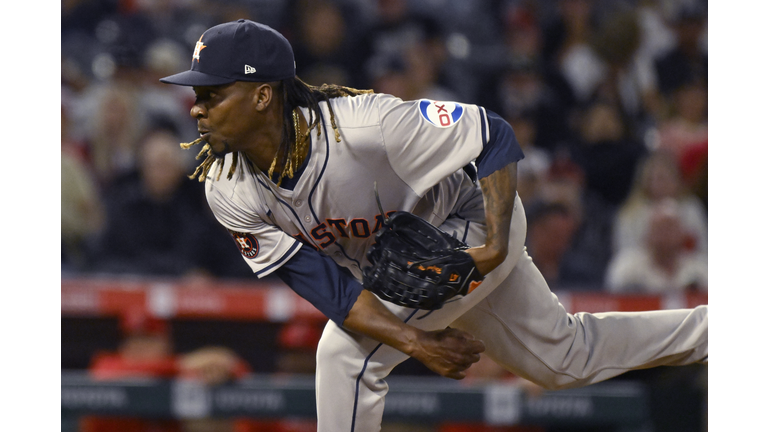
[410,327,485,379]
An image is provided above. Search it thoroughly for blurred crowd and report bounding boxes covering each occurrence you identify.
[62,0,708,294]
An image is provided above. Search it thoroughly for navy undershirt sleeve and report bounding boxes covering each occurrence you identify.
[274,245,364,327]
[474,109,525,179]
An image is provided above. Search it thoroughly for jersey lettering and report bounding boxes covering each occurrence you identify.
[303,211,398,246]
[326,218,349,238]
[349,219,371,238]
[311,223,337,248]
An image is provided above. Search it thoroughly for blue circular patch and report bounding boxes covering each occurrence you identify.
[418,100,464,128]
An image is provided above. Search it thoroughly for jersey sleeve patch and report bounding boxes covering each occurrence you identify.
[418,99,464,128]
[228,230,260,258]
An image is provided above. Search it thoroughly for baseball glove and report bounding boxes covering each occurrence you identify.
[362,211,484,310]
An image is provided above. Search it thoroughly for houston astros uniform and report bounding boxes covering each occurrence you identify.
[203,93,708,431]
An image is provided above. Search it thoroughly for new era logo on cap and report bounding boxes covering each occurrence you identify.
[245,65,256,74]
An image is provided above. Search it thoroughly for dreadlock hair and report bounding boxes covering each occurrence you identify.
[181,77,372,185]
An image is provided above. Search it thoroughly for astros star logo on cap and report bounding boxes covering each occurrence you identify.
[192,34,206,62]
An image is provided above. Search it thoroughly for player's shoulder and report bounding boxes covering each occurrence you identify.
[325,92,482,131]
[324,92,388,128]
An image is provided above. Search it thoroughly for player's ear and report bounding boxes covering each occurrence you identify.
[252,83,274,111]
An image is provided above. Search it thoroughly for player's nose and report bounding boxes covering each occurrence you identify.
[190,103,206,119]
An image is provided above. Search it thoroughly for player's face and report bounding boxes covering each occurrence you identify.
[190,82,259,156]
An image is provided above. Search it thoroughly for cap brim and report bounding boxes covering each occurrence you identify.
[159,70,235,86]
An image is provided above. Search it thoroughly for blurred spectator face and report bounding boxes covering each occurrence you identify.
[642,154,681,201]
[405,42,439,88]
[646,201,685,255]
[101,90,133,135]
[509,116,536,147]
[119,309,172,361]
[529,204,579,258]
[377,0,408,22]
[675,16,705,52]
[580,103,624,143]
[504,7,541,58]
[675,82,707,123]
[139,131,187,201]
[300,1,346,55]
[541,211,578,253]
[559,0,593,26]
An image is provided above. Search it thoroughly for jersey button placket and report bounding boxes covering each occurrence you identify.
[304,215,311,223]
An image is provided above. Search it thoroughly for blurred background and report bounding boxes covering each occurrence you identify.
[61,0,708,431]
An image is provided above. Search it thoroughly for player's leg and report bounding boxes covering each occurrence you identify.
[450,250,708,390]
[315,314,420,432]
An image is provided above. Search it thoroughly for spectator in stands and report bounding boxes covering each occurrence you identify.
[62,151,105,272]
[656,79,707,161]
[492,58,573,154]
[366,51,411,99]
[359,0,448,91]
[524,155,615,290]
[612,150,707,256]
[507,111,551,206]
[288,0,364,88]
[525,199,580,288]
[89,126,255,279]
[83,308,251,432]
[62,103,105,271]
[81,84,148,186]
[572,100,647,207]
[89,128,212,276]
[654,4,707,99]
[605,199,707,294]
[540,0,602,106]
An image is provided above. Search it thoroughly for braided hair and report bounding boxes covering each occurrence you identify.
[181,78,372,185]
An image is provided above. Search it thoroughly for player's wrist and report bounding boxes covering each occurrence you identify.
[400,326,426,358]
[467,245,507,276]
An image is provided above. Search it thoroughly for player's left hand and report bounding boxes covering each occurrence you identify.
[409,327,485,380]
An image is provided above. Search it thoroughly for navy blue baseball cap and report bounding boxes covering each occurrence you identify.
[160,19,296,86]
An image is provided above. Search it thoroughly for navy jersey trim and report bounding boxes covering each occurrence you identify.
[308,109,331,225]
[480,106,488,147]
[474,109,525,179]
[462,219,471,243]
[274,245,364,326]
[350,309,421,432]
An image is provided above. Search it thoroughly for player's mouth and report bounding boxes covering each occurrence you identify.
[198,129,213,146]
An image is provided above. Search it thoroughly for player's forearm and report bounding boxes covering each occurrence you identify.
[468,162,517,276]
[342,290,422,354]
[342,290,485,379]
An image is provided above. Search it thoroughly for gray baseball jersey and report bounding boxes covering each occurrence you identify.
[203,93,708,432]
[205,94,488,287]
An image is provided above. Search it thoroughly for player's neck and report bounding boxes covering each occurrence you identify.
[244,108,310,175]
